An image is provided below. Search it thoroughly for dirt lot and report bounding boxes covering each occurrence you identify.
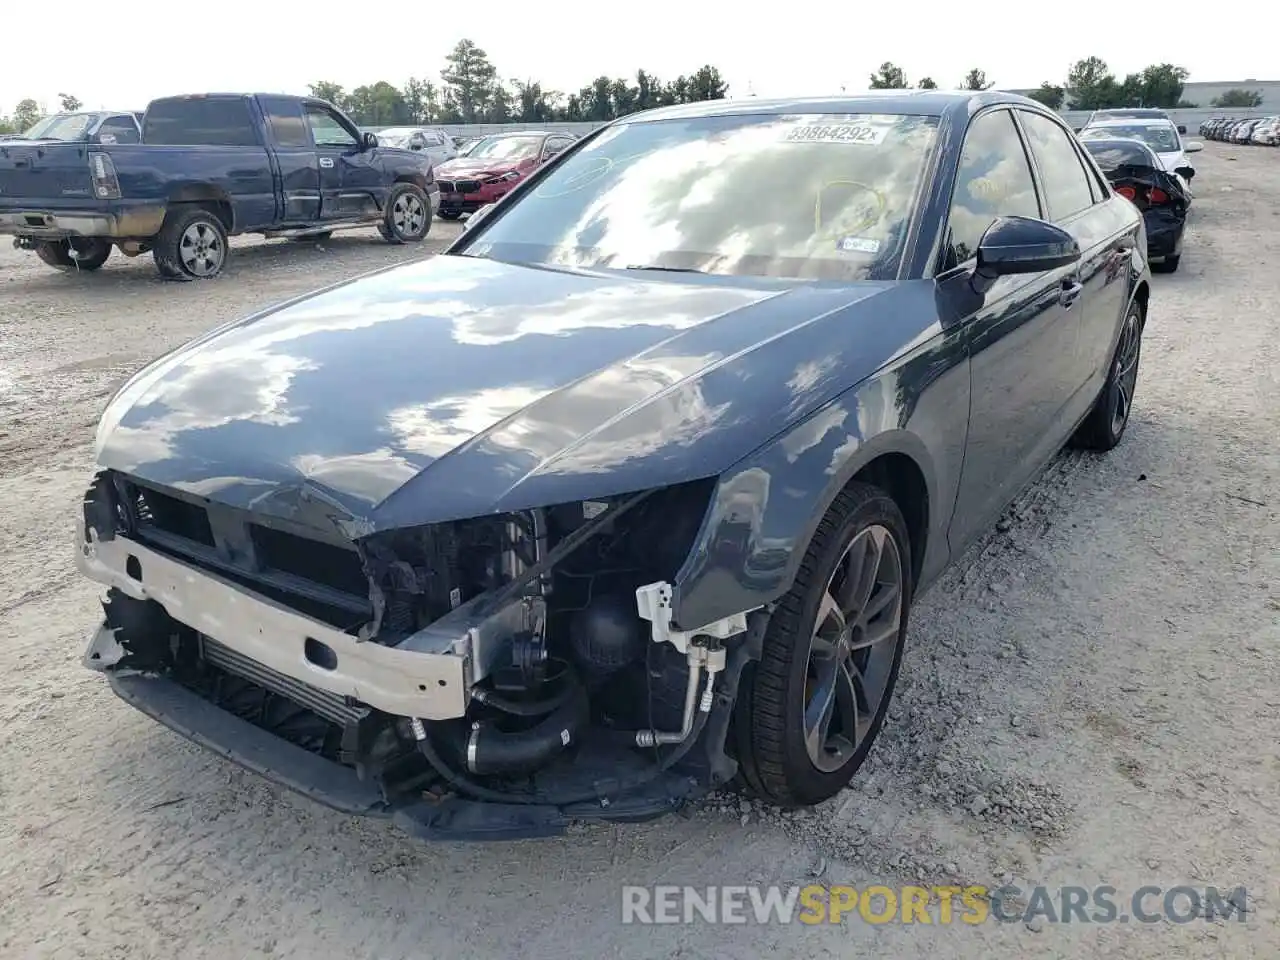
[1,149,1277,960]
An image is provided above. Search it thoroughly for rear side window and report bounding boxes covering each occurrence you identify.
[261,98,310,148]
[97,116,140,144]
[144,98,260,146]
[944,110,1040,270]
[1018,111,1095,221]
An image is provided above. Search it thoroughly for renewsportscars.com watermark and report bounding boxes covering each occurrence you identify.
[621,884,1251,925]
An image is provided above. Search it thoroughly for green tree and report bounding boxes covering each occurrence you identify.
[58,93,82,111]
[1065,57,1121,110]
[687,65,729,101]
[916,77,938,90]
[486,81,514,123]
[961,68,993,91]
[661,76,691,106]
[307,81,349,110]
[1128,64,1189,107]
[402,77,438,123]
[441,38,497,123]
[13,99,41,131]
[869,62,908,89]
[513,80,559,122]
[634,69,662,110]
[0,116,15,135]
[346,81,410,125]
[1211,88,1263,108]
[1027,82,1065,110]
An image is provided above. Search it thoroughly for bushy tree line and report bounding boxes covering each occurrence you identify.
[309,39,729,125]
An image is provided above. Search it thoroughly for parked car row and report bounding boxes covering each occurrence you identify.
[1199,116,1280,145]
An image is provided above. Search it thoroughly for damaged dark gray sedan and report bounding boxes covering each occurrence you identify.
[78,92,1151,840]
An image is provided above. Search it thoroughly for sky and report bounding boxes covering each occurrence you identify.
[3,0,1271,114]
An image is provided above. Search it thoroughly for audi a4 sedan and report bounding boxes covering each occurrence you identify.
[77,92,1150,840]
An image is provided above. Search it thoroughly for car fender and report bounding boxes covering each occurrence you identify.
[671,326,969,632]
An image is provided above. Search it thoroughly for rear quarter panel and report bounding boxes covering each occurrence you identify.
[108,144,276,232]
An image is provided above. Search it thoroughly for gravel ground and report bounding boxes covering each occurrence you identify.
[1,149,1277,960]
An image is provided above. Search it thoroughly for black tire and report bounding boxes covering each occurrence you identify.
[741,482,912,806]
[1151,254,1180,274]
[153,206,229,280]
[289,230,332,243]
[1070,300,1144,451]
[380,183,432,244]
[35,238,111,271]
[437,210,462,221]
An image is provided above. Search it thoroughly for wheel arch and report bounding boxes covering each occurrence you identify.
[166,183,234,234]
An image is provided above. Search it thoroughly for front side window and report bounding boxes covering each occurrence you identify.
[944,110,1040,269]
[1019,111,1096,221]
[306,106,357,148]
[464,113,939,281]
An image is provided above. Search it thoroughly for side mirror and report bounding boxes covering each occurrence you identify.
[361,131,379,151]
[1184,140,1203,153]
[1177,124,1187,134]
[973,216,1080,291]
[1175,166,1195,181]
[462,203,495,231]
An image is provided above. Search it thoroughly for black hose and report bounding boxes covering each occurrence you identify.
[472,672,576,717]
[415,696,712,809]
[467,681,589,775]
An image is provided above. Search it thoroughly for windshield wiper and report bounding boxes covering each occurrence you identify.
[623,264,706,274]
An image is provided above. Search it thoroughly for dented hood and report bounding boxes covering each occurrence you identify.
[96,255,914,533]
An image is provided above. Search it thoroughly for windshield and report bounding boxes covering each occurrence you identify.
[1083,123,1180,153]
[463,113,938,281]
[465,135,545,160]
[21,112,96,141]
[1083,140,1157,172]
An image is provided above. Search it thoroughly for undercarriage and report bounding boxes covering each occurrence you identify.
[78,471,763,839]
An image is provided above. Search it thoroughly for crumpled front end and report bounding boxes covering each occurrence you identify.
[77,468,762,840]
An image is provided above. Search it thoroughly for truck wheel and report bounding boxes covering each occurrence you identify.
[35,238,111,271]
[379,183,431,244]
[153,206,228,280]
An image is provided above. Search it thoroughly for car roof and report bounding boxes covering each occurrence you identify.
[618,90,1045,124]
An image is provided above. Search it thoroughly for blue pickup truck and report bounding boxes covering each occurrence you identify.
[0,93,439,279]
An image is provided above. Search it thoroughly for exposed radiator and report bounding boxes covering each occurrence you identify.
[199,636,370,727]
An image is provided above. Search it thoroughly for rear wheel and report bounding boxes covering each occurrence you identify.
[35,238,111,271]
[153,206,228,280]
[740,483,912,806]
[380,183,432,243]
[1070,300,1143,451]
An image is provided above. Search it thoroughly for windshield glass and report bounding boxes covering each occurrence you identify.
[1083,123,1180,153]
[466,134,545,160]
[1083,140,1157,172]
[21,112,96,141]
[463,113,938,281]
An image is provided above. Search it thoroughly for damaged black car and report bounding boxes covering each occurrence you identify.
[77,92,1150,840]
[1081,136,1191,273]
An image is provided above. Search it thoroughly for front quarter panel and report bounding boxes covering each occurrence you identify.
[671,317,969,631]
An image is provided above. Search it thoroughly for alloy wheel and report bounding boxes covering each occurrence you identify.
[393,192,426,237]
[1110,311,1142,435]
[802,524,904,773]
[179,222,225,277]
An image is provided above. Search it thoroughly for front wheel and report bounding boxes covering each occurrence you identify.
[380,183,432,243]
[1069,300,1143,451]
[35,238,111,271]
[739,483,912,806]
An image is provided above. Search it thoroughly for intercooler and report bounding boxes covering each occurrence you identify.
[198,635,370,728]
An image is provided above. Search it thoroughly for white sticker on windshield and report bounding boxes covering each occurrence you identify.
[837,236,881,254]
[785,123,888,145]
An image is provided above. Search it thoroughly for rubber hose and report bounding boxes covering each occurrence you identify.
[473,680,574,718]
[467,680,589,776]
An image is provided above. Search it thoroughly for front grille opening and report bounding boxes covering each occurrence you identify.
[133,485,215,546]
[251,524,369,598]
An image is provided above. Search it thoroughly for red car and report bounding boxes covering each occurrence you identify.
[434,131,577,219]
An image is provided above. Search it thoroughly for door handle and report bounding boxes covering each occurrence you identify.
[1059,277,1084,309]
[319,157,334,169]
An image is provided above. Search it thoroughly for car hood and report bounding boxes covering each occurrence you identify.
[436,157,526,177]
[96,255,928,537]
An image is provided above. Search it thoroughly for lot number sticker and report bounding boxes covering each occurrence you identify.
[785,124,888,145]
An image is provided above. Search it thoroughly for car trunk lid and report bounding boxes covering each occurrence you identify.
[0,141,95,202]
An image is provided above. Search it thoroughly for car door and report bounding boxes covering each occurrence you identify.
[942,108,1083,552]
[303,102,377,220]
[259,96,320,223]
[1017,109,1132,418]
